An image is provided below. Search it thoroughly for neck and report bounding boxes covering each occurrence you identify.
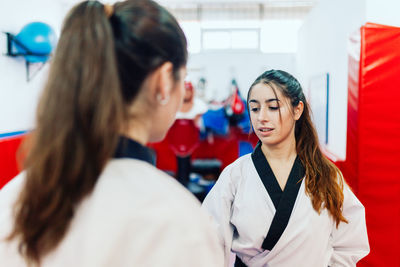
[261,135,297,162]
[120,119,150,146]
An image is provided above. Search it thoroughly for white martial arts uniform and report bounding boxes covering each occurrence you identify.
[202,143,369,267]
[0,138,223,267]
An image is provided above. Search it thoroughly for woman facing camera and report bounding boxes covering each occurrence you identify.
[202,69,369,267]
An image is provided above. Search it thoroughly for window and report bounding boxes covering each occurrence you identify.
[231,30,259,49]
[202,30,231,49]
[179,20,303,53]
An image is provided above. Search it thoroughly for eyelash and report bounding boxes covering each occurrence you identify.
[250,107,279,112]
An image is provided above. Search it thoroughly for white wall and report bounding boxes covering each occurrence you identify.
[297,0,400,160]
[6,0,399,139]
[188,51,296,102]
[0,0,74,135]
[0,0,296,135]
[296,0,366,160]
[366,0,400,27]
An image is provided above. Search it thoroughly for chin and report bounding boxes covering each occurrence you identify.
[258,137,279,147]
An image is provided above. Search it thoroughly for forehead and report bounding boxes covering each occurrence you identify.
[249,82,283,101]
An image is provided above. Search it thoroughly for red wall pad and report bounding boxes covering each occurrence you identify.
[0,135,25,189]
[341,23,400,266]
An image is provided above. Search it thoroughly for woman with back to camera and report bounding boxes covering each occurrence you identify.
[0,1,223,266]
[202,69,369,267]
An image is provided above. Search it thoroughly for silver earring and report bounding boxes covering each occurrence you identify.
[157,93,170,105]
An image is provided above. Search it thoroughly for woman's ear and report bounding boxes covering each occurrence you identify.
[294,101,304,120]
[156,62,174,105]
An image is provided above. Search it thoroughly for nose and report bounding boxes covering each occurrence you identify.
[257,107,269,122]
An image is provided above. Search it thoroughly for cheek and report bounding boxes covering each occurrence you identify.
[249,112,259,128]
[280,114,296,132]
[178,83,185,105]
[249,112,256,123]
[270,111,281,122]
[170,82,185,111]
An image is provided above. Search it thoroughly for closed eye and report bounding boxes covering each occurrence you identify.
[269,107,279,110]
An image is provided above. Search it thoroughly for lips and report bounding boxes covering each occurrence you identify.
[258,127,274,132]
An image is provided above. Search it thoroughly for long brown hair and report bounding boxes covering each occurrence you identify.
[8,0,187,265]
[247,69,348,227]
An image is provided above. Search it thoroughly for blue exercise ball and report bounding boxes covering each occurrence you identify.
[15,22,57,63]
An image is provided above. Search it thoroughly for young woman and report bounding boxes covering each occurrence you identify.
[0,1,223,266]
[202,69,369,267]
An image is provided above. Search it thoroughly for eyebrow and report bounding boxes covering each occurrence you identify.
[248,98,280,104]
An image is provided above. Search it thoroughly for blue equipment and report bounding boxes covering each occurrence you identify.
[14,22,57,63]
[4,22,57,81]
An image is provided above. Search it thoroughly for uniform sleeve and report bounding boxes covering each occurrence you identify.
[202,165,237,267]
[329,183,370,266]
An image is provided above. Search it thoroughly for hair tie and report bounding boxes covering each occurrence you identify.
[104,4,114,18]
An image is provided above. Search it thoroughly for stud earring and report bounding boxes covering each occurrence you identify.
[157,93,170,105]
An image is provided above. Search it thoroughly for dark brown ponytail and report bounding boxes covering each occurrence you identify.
[8,2,123,264]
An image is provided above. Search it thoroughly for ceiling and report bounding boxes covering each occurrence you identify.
[61,0,319,21]
[157,0,319,21]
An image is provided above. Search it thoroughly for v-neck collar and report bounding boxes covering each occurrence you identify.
[251,142,304,210]
[251,141,306,251]
[113,136,156,165]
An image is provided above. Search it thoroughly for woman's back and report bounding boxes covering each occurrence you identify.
[0,158,223,266]
[0,0,224,265]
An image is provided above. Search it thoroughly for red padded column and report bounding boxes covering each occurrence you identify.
[342,23,400,266]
